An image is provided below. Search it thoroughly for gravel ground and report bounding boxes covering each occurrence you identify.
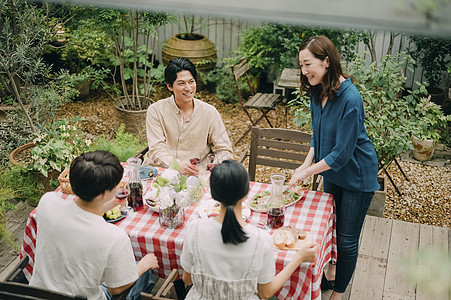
[57,90,450,228]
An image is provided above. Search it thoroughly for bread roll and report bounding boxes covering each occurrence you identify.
[298,230,306,240]
[273,229,286,249]
[283,229,296,248]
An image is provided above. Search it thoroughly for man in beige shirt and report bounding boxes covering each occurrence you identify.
[144,58,233,176]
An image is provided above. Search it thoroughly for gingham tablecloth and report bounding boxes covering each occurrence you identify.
[20,173,336,300]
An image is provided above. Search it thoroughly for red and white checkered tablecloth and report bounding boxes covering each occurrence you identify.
[20,173,336,300]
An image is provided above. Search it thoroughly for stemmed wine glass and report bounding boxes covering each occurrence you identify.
[206,153,216,171]
[116,181,132,214]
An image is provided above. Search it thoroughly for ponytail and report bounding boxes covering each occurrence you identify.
[210,160,249,245]
[221,205,248,245]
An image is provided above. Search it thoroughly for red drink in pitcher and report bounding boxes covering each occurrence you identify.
[267,207,285,228]
[129,181,143,211]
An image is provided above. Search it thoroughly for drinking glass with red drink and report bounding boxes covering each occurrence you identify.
[116,181,132,213]
[267,174,286,229]
[206,153,216,171]
[189,157,201,165]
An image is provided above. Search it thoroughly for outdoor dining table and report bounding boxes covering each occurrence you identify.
[20,165,336,300]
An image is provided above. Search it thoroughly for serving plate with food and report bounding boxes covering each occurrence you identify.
[272,226,311,250]
[198,200,251,219]
[247,186,304,213]
[103,205,127,223]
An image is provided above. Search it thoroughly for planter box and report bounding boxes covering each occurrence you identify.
[367,176,386,217]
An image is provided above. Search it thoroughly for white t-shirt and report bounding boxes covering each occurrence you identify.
[180,218,275,285]
[29,192,138,300]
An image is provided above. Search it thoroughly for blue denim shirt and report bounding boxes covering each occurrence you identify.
[310,78,379,192]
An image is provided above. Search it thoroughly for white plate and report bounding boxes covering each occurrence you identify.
[198,200,251,219]
[247,186,305,213]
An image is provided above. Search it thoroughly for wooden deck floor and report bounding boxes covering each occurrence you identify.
[1,203,449,299]
[322,215,450,300]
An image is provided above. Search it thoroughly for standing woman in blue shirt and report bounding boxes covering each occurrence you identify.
[289,35,379,300]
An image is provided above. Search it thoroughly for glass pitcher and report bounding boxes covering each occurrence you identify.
[126,157,143,211]
[267,173,286,228]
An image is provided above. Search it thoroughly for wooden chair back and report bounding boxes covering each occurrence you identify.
[4,256,29,284]
[247,126,322,190]
[231,57,255,107]
[231,58,283,146]
[141,269,178,300]
[0,282,87,300]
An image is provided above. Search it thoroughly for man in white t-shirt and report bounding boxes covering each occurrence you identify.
[29,150,159,300]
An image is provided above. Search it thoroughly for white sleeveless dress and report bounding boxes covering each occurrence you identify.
[185,221,263,300]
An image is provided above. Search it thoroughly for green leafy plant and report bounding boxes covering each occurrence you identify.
[408,35,451,91]
[0,0,53,133]
[89,123,147,162]
[0,164,43,248]
[412,96,451,142]
[289,89,312,132]
[200,68,250,104]
[95,9,175,110]
[29,118,92,177]
[347,52,421,169]
[230,24,370,79]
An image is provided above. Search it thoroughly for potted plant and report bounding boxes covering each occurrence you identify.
[410,95,451,161]
[9,118,92,193]
[162,15,217,74]
[408,35,451,105]
[94,9,174,138]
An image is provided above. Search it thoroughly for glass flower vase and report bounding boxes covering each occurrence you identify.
[159,205,185,229]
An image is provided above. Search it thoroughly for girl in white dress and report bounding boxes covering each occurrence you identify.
[180,160,317,299]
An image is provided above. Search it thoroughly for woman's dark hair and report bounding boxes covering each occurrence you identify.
[299,35,350,102]
[69,150,123,202]
[210,160,249,245]
[164,57,197,87]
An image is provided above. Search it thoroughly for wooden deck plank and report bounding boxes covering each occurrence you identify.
[359,216,392,259]
[349,216,392,300]
[416,225,449,300]
[383,220,419,299]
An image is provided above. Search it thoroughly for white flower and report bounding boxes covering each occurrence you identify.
[155,168,203,210]
[160,169,179,185]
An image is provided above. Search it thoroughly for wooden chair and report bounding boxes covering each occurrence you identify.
[231,57,283,146]
[134,146,149,161]
[240,126,322,190]
[0,282,87,300]
[4,256,29,284]
[140,269,178,300]
[1,256,87,300]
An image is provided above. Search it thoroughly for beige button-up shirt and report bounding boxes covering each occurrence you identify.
[144,96,233,168]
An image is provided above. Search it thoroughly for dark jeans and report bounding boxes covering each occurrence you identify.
[101,270,155,300]
[324,181,374,293]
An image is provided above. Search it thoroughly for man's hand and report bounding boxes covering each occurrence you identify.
[179,161,199,176]
[137,253,159,276]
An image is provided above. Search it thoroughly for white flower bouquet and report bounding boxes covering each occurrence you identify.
[146,159,205,211]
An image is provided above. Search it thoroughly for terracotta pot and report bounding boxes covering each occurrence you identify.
[162,34,217,73]
[10,142,60,193]
[412,136,436,161]
[9,142,36,166]
[113,96,152,141]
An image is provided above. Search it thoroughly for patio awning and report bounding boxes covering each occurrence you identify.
[59,0,451,37]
